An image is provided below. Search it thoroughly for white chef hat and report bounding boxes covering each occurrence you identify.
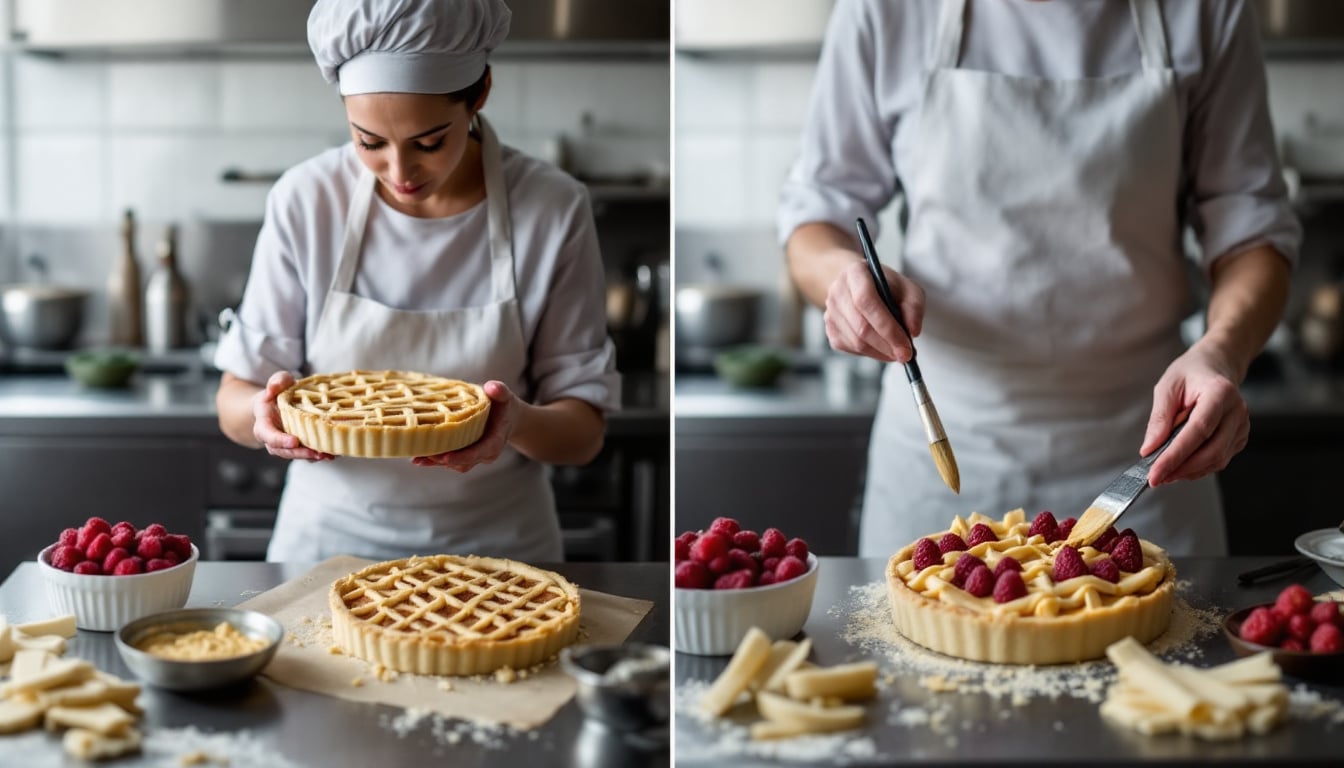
[308,0,511,96]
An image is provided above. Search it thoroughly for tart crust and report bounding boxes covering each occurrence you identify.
[329,555,581,676]
[886,510,1175,665]
[277,370,490,458]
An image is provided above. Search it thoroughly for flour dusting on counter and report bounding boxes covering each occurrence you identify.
[143,726,303,767]
[381,707,535,750]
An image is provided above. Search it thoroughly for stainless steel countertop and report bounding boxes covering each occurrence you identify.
[1,559,668,767]
[675,556,1344,766]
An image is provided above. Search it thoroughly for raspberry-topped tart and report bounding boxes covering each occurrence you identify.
[330,554,581,676]
[886,509,1175,664]
[278,370,490,458]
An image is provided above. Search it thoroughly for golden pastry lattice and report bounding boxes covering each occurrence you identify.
[277,370,490,457]
[329,555,581,676]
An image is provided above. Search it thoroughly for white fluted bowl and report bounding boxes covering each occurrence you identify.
[37,543,198,632]
[674,554,819,656]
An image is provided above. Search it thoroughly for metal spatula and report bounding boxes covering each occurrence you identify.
[1065,423,1185,548]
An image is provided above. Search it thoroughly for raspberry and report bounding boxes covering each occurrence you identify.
[136,535,165,560]
[76,526,101,552]
[676,530,697,546]
[674,539,690,562]
[83,517,112,536]
[732,530,761,552]
[1310,601,1341,628]
[965,524,998,548]
[727,548,759,574]
[993,556,1022,577]
[708,517,741,538]
[784,538,810,561]
[110,529,135,550]
[714,570,755,590]
[50,545,84,571]
[1052,546,1088,582]
[1287,613,1315,642]
[1281,638,1306,652]
[757,571,778,587]
[938,533,968,554]
[145,558,175,573]
[1310,622,1344,653]
[775,555,809,583]
[964,565,994,598]
[73,560,102,575]
[163,550,182,566]
[913,539,942,571]
[1117,528,1135,541]
[58,528,78,548]
[993,570,1027,604]
[111,520,136,538]
[690,532,728,564]
[707,555,732,575]
[113,557,144,576]
[85,532,114,563]
[1090,557,1120,583]
[1093,526,1120,553]
[763,557,780,572]
[760,528,787,559]
[1275,584,1315,618]
[143,523,168,538]
[1110,535,1143,572]
[102,547,131,573]
[952,553,985,587]
[1239,606,1282,646]
[1028,511,1060,543]
[675,560,710,589]
[1058,517,1077,539]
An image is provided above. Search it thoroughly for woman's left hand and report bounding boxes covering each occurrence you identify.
[411,380,519,473]
[1142,344,1249,487]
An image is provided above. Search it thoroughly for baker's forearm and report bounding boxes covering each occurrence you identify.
[216,372,264,448]
[510,397,606,465]
[1198,243,1291,381]
[785,221,863,308]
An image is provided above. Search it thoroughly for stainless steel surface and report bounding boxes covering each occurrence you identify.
[561,642,671,733]
[114,607,283,691]
[0,560,668,767]
[0,284,88,350]
[675,556,1344,765]
[675,284,763,349]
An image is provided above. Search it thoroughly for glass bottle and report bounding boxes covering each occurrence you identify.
[106,209,143,347]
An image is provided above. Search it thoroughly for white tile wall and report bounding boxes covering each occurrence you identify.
[14,135,106,222]
[13,56,105,129]
[108,62,219,128]
[218,62,346,132]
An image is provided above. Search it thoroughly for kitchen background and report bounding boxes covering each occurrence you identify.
[0,0,671,571]
[673,0,1344,557]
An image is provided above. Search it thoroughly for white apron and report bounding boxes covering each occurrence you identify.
[860,0,1224,557]
[268,115,562,562]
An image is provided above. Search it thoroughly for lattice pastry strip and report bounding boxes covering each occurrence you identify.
[278,370,490,457]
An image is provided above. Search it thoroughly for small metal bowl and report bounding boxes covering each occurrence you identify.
[114,608,283,691]
[560,642,670,732]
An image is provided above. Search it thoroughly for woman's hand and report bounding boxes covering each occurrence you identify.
[253,371,334,462]
[823,258,926,363]
[412,380,519,472]
[1143,344,1248,487]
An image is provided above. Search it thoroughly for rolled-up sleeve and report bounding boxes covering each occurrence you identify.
[777,0,899,245]
[213,182,308,384]
[1185,0,1301,273]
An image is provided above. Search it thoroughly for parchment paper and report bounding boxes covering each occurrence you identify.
[235,556,654,729]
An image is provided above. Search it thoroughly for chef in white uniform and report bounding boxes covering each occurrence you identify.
[214,0,619,562]
[779,0,1299,557]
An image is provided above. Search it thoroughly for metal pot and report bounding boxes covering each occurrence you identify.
[675,284,762,349]
[0,284,88,350]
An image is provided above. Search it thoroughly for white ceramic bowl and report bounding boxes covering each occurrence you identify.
[674,554,819,656]
[1295,528,1344,589]
[37,543,198,632]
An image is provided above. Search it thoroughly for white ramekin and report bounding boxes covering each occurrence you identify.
[37,543,198,632]
[674,553,819,656]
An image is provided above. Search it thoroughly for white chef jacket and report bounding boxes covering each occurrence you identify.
[216,139,619,411]
[778,0,1301,270]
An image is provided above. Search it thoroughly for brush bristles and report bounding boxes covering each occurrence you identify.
[1065,507,1114,548]
[929,439,960,494]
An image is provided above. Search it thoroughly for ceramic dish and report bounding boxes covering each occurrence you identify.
[115,608,283,691]
[37,543,198,632]
[1221,604,1344,684]
[1294,528,1344,589]
[674,553,819,656]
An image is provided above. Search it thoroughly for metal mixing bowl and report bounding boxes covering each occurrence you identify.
[0,283,87,349]
[561,643,670,732]
[674,284,762,349]
[114,608,283,691]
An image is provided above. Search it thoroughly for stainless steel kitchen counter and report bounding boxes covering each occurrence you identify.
[0,559,668,767]
[675,556,1344,766]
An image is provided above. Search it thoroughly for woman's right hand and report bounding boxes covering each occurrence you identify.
[252,371,334,462]
[824,257,926,363]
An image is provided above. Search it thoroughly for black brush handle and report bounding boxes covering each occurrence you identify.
[855,218,920,383]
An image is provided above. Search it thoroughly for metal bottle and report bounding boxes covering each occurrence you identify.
[106,209,143,346]
[144,224,189,352]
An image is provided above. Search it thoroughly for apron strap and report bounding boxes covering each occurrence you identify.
[477,113,519,304]
[1129,0,1172,70]
[932,0,968,70]
[322,167,377,315]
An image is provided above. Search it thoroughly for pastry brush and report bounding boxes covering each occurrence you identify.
[854,218,960,494]
[1065,422,1186,549]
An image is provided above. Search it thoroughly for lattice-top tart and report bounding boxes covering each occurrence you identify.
[329,554,582,676]
[277,370,490,458]
[886,508,1175,665]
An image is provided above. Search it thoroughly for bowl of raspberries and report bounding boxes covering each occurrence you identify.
[674,517,819,656]
[1223,583,1344,682]
[37,516,198,632]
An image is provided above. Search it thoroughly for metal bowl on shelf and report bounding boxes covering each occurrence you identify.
[0,284,88,349]
[675,284,762,350]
